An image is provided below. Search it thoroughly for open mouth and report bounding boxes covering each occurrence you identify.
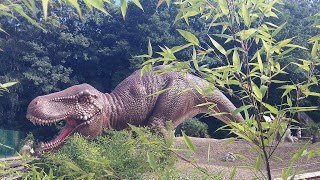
[26,115,95,151]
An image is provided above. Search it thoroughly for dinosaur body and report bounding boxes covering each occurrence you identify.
[26,66,244,151]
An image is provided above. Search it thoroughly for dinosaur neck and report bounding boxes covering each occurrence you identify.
[101,93,113,130]
[104,92,125,130]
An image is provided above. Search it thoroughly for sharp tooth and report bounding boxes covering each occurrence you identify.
[83,116,88,120]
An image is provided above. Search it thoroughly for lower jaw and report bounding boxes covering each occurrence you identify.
[40,125,74,151]
[31,116,99,152]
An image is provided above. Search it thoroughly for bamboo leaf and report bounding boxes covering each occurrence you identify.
[262,103,279,114]
[177,29,199,46]
[232,105,252,116]
[241,3,250,27]
[217,0,229,14]
[0,27,8,35]
[181,10,199,20]
[148,39,152,57]
[42,0,49,20]
[84,0,109,14]
[233,50,241,71]
[192,46,199,71]
[147,86,175,97]
[307,150,316,160]
[257,51,263,72]
[272,22,286,37]
[157,0,165,8]
[252,83,262,101]
[66,0,82,17]
[28,0,36,12]
[120,0,128,19]
[260,85,268,98]
[278,38,292,47]
[182,131,195,152]
[311,40,318,58]
[1,82,18,88]
[132,0,144,11]
[165,0,171,7]
[196,102,216,107]
[209,36,227,55]
[11,4,45,31]
[171,43,193,53]
[238,29,257,40]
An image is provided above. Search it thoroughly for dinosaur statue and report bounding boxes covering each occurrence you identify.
[26,66,244,152]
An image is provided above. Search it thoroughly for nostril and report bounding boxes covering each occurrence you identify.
[34,101,39,105]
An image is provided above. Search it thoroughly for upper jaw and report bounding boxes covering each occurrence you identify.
[26,114,67,126]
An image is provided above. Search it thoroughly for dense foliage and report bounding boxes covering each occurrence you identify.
[175,118,209,138]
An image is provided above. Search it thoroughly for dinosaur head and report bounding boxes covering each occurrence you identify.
[26,83,108,152]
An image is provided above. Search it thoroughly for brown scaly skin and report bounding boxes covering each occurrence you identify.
[26,66,244,152]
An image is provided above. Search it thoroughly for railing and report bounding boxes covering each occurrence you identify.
[0,156,39,179]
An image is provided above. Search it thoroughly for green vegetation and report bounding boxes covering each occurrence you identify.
[0,82,17,96]
[141,0,320,179]
[2,127,213,179]
[42,129,176,179]
[304,121,320,143]
[175,118,209,138]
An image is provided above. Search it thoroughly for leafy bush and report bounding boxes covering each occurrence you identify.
[41,127,178,179]
[303,121,320,143]
[175,118,209,138]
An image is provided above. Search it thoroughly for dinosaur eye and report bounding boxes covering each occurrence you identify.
[78,96,87,104]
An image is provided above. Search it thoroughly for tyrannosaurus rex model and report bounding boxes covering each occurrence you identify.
[26,66,244,151]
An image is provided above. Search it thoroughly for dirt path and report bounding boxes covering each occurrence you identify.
[174,137,320,179]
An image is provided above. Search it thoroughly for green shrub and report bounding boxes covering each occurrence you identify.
[2,127,218,179]
[175,118,209,138]
[41,127,178,179]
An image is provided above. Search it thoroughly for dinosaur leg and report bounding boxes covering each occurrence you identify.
[147,86,202,135]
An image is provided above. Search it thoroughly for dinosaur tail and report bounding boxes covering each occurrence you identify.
[206,90,244,124]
